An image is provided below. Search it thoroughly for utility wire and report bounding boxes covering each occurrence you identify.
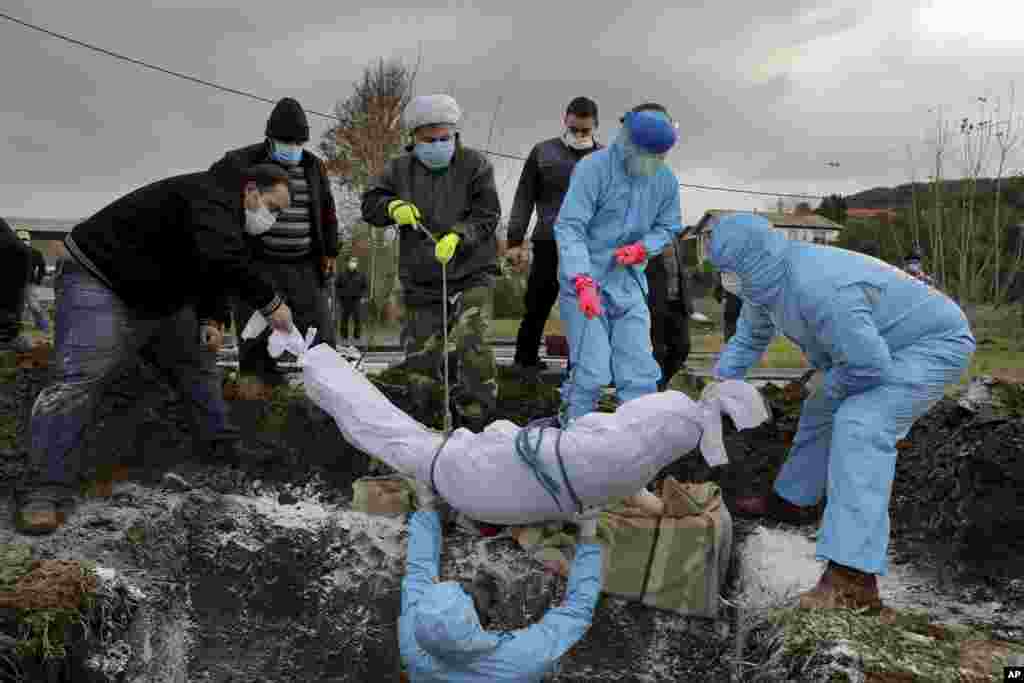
[0,10,340,120]
[0,10,824,201]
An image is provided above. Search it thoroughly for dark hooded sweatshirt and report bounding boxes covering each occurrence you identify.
[209,98,340,284]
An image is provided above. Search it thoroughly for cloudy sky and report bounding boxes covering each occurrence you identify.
[2,0,1024,224]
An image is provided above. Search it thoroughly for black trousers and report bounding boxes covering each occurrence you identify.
[514,240,559,366]
[0,240,30,340]
[723,291,743,343]
[339,298,362,340]
[651,301,691,391]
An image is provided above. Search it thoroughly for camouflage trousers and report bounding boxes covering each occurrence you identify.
[398,286,498,427]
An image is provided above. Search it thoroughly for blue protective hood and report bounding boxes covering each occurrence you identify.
[413,582,501,662]
[624,110,677,154]
[709,212,790,307]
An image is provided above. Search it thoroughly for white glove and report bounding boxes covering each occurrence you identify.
[268,325,316,360]
[573,506,604,540]
[242,311,317,362]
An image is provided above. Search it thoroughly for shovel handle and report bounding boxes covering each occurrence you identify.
[414,222,439,244]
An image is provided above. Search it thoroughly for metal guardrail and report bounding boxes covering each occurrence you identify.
[216,345,807,386]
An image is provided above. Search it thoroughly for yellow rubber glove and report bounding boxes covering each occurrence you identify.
[387,199,422,226]
[435,233,461,265]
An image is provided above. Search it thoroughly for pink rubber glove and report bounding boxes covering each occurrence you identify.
[573,275,603,319]
[615,242,648,266]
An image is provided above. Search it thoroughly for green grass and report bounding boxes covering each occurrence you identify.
[489,318,521,338]
[967,336,1024,378]
[748,606,1024,682]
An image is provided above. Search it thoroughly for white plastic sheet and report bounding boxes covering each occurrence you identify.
[301,344,770,525]
[698,380,773,467]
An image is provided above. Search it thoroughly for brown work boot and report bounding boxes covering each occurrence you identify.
[15,499,61,535]
[798,561,883,610]
[733,491,821,525]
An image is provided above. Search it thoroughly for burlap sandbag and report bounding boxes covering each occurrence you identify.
[351,475,415,517]
[602,477,732,618]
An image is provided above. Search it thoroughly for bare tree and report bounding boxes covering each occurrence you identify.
[906,143,920,247]
[928,106,951,291]
[991,83,1022,302]
[955,106,994,303]
[320,55,421,188]
[320,54,421,337]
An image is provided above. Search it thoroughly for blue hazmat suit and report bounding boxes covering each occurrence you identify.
[553,124,684,421]
[710,213,975,575]
[399,511,603,681]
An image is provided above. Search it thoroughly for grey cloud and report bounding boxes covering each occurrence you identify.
[1,0,1022,221]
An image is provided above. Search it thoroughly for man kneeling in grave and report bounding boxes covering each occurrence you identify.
[399,476,604,681]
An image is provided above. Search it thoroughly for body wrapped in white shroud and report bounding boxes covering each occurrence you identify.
[302,344,769,525]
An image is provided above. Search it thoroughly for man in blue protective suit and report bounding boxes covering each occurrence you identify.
[399,478,604,682]
[709,212,975,610]
[553,103,683,422]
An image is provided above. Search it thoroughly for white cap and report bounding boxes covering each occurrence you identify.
[405,94,461,131]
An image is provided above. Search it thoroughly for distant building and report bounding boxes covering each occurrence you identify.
[846,208,898,224]
[685,209,844,264]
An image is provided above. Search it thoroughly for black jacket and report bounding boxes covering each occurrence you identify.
[361,142,501,304]
[28,248,46,285]
[506,137,601,245]
[0,218,31,300]
[336,268,368,299]
[64,172,280,324]
[209,141,340,282]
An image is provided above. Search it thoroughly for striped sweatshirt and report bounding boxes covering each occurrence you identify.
[259,164,312,260]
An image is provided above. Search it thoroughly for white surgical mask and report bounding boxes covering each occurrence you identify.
[564,130,594,150]
[245,205,277,236]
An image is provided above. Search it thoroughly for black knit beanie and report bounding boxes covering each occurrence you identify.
[266,98,310,143]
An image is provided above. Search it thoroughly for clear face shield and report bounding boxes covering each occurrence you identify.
[619,116,678,177]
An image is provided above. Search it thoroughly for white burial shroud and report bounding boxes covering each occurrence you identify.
[302,344,770,526]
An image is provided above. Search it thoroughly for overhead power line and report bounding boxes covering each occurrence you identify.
[0,10,824,201]
[0,10,338,118]
[676,183,820,200]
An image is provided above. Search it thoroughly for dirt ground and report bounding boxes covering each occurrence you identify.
[0,354,1022,681]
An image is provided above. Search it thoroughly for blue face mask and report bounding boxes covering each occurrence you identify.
[414,139,456,170]
[270,140,303,165]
